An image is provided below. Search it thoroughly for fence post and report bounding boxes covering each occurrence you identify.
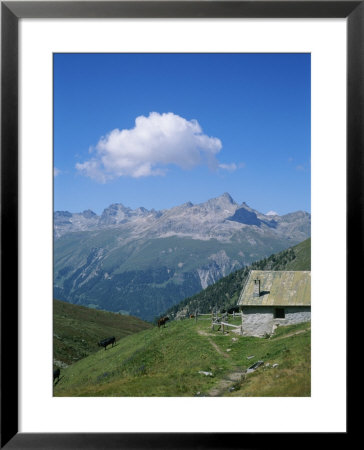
[195,310,197,324]
[241,310,243,334]
[222,322,224,334]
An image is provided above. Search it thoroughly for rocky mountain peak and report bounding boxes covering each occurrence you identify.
[106,203,128,211]
[214,192,236,205]
[55,210,72,218]
[222,192,235,203]
[99,203,131,225]
[203,192,236,211]
[82,209,97,219]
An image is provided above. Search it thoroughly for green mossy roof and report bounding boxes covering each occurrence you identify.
[238,270,311,306]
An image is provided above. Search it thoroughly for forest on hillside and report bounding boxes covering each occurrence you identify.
[164,238,311,319]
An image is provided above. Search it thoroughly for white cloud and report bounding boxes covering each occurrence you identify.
[266,210,279,216]
[54,167,61,177]
[296,165,305,171]
[218,163,237,172]
[76,112,223,182]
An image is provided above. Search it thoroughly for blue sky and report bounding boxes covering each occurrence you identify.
[54,53,310,215]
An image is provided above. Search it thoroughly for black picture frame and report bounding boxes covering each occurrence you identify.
[1,1,357,448]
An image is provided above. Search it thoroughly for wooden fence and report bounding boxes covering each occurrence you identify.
[191,309,243,334]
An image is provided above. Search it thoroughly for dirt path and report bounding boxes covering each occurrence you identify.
[207,370,246,397]
[197,330,230,358]
[272,329,309,341]
[197,329,219,337]
[197,327,309,396]
[197,329,246,396]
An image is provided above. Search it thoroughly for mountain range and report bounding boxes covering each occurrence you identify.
[54,193,310,321]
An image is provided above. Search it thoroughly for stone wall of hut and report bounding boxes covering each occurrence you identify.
[241,306,311,337]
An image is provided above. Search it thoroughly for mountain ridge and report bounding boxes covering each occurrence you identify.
[54,194,310,321]
[55,193,310,242]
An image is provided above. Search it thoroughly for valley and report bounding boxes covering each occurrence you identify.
[54,194,310,321]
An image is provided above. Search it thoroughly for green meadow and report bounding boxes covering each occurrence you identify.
[53,299,152,366]
[54,317,310,397]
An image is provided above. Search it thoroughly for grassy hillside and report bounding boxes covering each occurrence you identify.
[278,237,311,270]
[53,299,152,367]
[54,318,310,397]
[165,238,311,317]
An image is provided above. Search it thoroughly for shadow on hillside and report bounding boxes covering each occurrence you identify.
[102,343,119,350]
[53,375,64,386]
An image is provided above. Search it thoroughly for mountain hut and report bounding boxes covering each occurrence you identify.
[237,270,311,337]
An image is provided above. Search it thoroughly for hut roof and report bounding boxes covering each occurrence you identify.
[238,270,311,307]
